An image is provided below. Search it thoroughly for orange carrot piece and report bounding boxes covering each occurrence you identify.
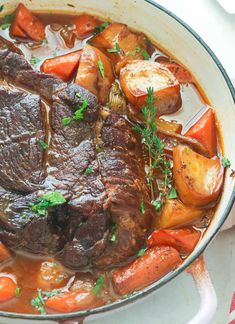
[10,3,45,41]
[147,228,201,254]
[46,289,103,313]
[185,108,217,157]
[111,246,181,295]
[75,14,99,39]
[159,61,193,84]
[0,243,11,263]
[41,50,82,81]
[0,276,17,302]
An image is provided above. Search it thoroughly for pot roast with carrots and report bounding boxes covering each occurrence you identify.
[0,4,230,315]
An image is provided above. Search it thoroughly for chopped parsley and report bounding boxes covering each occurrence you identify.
[41,289,62,298]
[98,59,105,78]
[85,166,94,174]
[61,116,72,126]
[30,56,41,66]
[30,192,66,216]
[73,98,89,121]
[0,5,4,12]
[93,22,110,35]
[42,38,48,45]
[136,46,141,53]
[137,248,146,257]
[110,233,117,242]
[75,92,81,98]
[31,289,46,314]
[221,156,231,168]
[168,187,178,199]
[20,212,27,220]
[107,42,120,53]
[92,275,104,295]
[140,201,145,214]
[39,140,48,150]
[1,13,14,30]
[142,49,150,60]
[15,287,21,298]
[152,199,162,211]
[52,49,60,57]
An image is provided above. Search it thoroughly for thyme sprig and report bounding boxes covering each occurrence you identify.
[134,87,172,210]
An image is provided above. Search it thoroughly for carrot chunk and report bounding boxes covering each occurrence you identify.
[185,108,217,157]
[159,60,193,84]
[111,246,181,295]
[46,289,104,313]
[0,243,11,263]
[75,14,99,39]
[41,50,82,81]
[147,228,201,254]
[0,276,17,302]
[10,3,45,41]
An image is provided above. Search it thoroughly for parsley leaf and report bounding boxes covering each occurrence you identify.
[61,116,72,126]
[30,192,66,216]
[142,49,150,60]
[0,5,4,12]
[30,56,41,66]
[221,156,231,168]
[107,42,120,53]
[152,199,162,211]
[15,287,21,298]
[98,59,105,78]
[39,140,48,150]
[74,98,89,121]
[92,275,104,295]
[31,289,46,314]
[93,22,110,35]
[137,248,146,257]
[1,13,14,30]
[20,212,27,220]
[168,187,178,199]
[110,233,117,242]
[140,200,145,214]
[85,166,94,174]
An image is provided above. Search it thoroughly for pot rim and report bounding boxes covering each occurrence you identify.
[1,0,235,320]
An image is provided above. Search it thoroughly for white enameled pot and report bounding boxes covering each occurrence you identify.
[0,1,235,323]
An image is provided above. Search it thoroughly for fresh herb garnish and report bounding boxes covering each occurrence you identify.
[30,192,66,216]
[0,5,4,12]
[20,212,27,220]
[73,98,89,121]
[110,233,117,242]
[1,13,14,30]
[221,156,231,168]
[30,56,41,66]
[41,289,62,298]
[31,289,46,314]
[107,42,120,53]
[186,146,191,155]
[93,22,110,35]
[95,144,101,153]
[142,49,150,60]
[61,116,72,126]
[15,287,21,298]
[137,248,146,257]
[125,51,130,57]
[39,140,48,150]
[92,275,104,295]
[52,49,60,57]
[134,87,172,209]
[42,38,48,45]
[85,166,94,174]
[168,187,178,199]
[136,46,141,53]
[98,59,105,78]
[140,201,145,214]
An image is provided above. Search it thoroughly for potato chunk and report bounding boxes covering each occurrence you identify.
[173,145,224,207]
[75,45,114,104]
[91,23,147,73]
[120,60,181,115]
[158,199,204,228]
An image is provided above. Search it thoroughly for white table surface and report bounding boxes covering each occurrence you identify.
[88,1,235,323]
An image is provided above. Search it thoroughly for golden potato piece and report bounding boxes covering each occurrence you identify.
[173,145,224,207]
[120,60,181,115]
[158,199,204,228]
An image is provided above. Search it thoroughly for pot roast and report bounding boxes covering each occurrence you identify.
[0,49,154,269]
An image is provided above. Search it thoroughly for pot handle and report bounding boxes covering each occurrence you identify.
[187,255,217,324]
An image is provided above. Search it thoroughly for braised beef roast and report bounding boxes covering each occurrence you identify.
[0,49,154,269]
